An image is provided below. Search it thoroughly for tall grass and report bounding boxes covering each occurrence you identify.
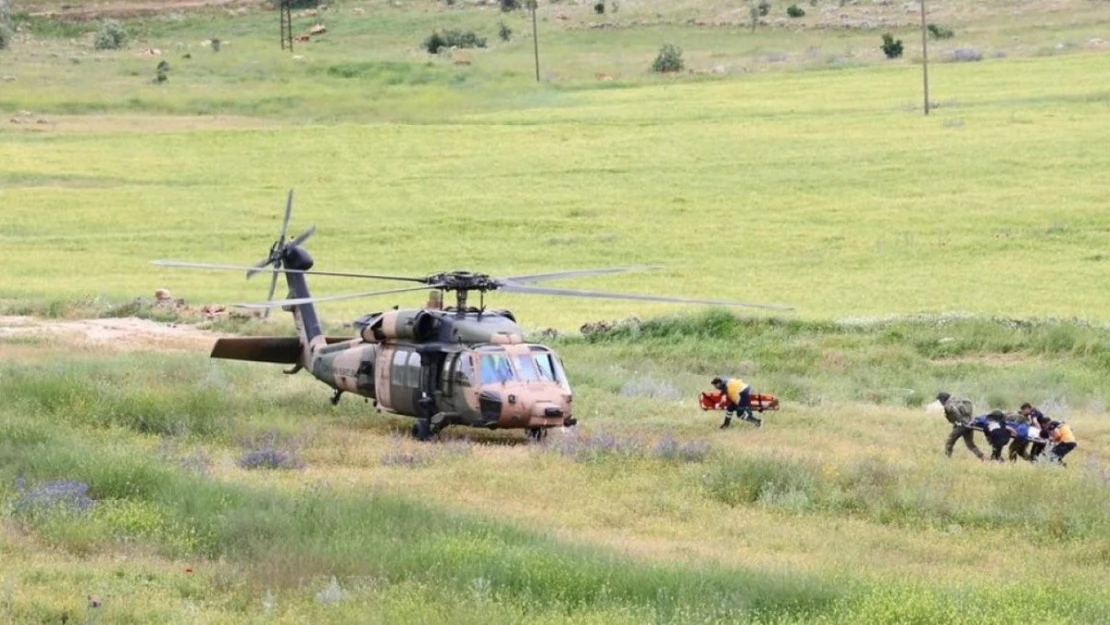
[0,354,334,438]
[560,309,1110,409]
[703,452,1110,542]
[0,413,839,622]
[3,373,1109,622]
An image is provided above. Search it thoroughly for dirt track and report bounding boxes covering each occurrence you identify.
[0,315,223,352]
[25,0,261,20]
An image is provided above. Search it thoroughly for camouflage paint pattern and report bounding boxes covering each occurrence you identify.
[219,272,575,432]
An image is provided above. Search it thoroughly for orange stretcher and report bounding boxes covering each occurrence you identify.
[699,391,780,412]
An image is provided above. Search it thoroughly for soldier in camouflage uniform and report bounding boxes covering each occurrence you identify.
[937,392,985,460]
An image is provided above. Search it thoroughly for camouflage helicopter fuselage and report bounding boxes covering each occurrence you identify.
[210,246,576,439]
[309,305,575,435]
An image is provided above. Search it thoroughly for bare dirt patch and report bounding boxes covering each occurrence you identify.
[5,112,282,135]
[0,315,223,352]
[24,0,262,20]
[931,352,1034,367]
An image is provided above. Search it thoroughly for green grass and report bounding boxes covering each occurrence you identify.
[2,347,1110,623]
[557,309,1110,409]
[3,50,1110,328]
[3,1,1110,621]
[0,414,840,623]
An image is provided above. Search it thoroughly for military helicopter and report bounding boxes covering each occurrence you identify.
[154,191,793,441]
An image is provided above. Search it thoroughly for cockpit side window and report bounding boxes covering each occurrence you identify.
[532,352,556,382]
[527,345,571,392]
[453,353,476,388]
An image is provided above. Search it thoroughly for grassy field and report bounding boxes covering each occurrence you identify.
[3,0,1110,622]
[1,0,1110,327]
[3,323,1110,623]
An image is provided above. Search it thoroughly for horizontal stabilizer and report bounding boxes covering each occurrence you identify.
[210,336,355,364]
[211,337,301,364]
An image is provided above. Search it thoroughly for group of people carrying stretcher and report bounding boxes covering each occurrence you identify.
[937,392,1078,465]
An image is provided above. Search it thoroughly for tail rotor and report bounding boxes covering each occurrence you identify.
[249,189,315,318]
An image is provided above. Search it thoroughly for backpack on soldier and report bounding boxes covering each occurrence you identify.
[944,398,974,425]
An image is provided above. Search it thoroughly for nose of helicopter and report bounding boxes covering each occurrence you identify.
[531,400,563,418]
[526,400,566,428]
[494,387,571,429]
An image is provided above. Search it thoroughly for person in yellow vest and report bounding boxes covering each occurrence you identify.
[1045,420,1077,466]
[711,377,761,429]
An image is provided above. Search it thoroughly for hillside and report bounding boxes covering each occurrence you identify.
[2,1,1110,623]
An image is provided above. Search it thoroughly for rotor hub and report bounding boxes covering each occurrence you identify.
[425,271,501,292]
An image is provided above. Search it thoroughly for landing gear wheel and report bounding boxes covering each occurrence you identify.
[411,418,433,442]
[527,427,548,442]
[430,412,450,437]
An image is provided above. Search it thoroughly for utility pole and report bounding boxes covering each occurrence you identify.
[531,0,540,82]
[280,0,293,52]
[920,0,929,115]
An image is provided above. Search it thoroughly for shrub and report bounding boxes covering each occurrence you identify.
[10,478,95,523]
[950,48,982,62]
[500,0,520,11]
[786,4,805,17]
[757,0,771,16]
[653,435,710,463]
[927,23,955,39]
[0,22,11,51]
[380,449,426,467]
[238,430,303,470]
[239,448,301,470]
[498,21,512,41]
[94,19,127,50]
[423,29,487,54]
[651,43,683,73]
[547,430,645,463]
[593,1,605,13]
[880,33,903,59]
[704,456,819,507]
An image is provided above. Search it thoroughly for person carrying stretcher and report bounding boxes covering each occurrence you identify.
[968,410,1011,462]
[937,392,985,461]
[711,377,762,429]
[1008,403,1048,462]
[1045,420,1078,466]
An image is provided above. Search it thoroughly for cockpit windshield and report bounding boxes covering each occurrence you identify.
[475,346,571,391]
[479,351,516,384]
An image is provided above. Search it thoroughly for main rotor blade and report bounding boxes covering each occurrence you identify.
[234,284,442,309]
[499,266,662,285]
[278,189,294,245]
[498,284,795,311]
[247,258,273,279]
[289,225,315,247]
[265,269,280,302]
[152,260,431,283]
